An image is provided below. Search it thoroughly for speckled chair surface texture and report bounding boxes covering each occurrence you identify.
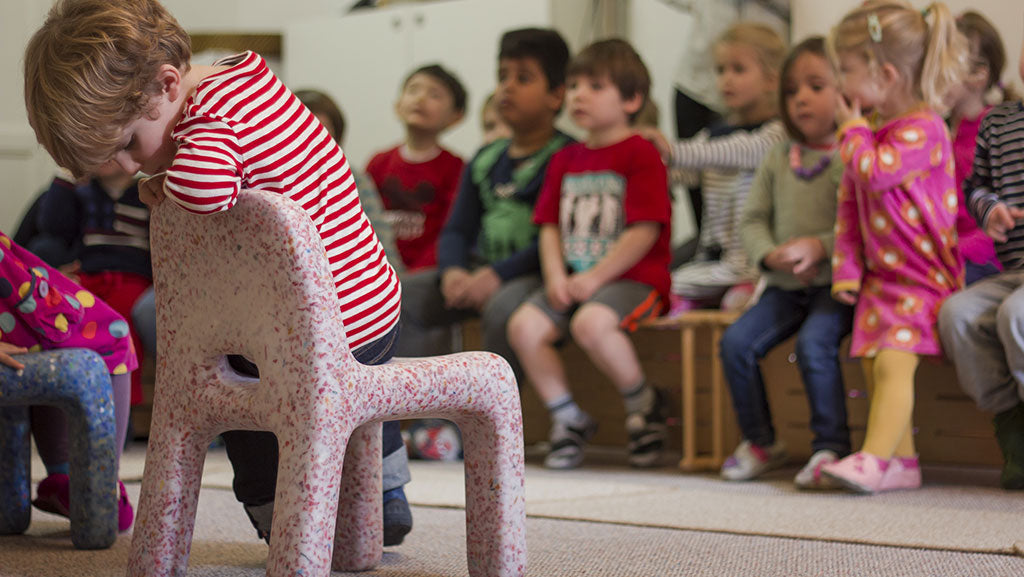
[128,190,526,577]
[0,348,118,549]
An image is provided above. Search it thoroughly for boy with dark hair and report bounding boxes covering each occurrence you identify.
[366,64,466,271]
[396,27,572,383]
[507,39,671,469]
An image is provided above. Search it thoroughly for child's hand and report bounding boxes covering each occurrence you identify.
[138,173,167,207]
[635,125,671,164]
[566,271,601,303]
[461,267,501,312]
[762,246,794,273]
[0,342,28,371]
[782,238,826,278]
[835,94,862,126]
[984,203,1024,243]
[545,276,573,312]
[440,267,472,309]
[58,260,82,284]
[834,290,858,305]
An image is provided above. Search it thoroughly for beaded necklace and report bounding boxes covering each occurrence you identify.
[789,143,836,180]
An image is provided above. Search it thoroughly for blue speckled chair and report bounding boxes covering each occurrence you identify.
[0,348,118,549]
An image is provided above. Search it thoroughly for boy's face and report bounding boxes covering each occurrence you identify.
[496,57,564,130]
[111,86,180,176]
[714,42,775,116]
[566,72,641,135]
[395,73,462,134]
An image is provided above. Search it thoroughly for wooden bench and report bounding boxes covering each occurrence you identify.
[461,311,1002,471]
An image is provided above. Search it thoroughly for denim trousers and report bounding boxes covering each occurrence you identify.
[221,323,405,506]
[719,286,854,454]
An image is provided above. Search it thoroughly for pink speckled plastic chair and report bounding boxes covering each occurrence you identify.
[127,190,526,577]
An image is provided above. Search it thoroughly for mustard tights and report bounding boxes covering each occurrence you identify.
[860,349,920,458]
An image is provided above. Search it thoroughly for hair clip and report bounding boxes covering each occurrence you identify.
[867,13,882,43]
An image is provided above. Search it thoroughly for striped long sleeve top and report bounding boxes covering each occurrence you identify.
[668,119,786,298]
[965,101,1024,271]
[163,52,400,350]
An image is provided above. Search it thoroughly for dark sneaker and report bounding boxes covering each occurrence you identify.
[625,388,668,467]
[544,416,598,470]
[383,496,413,546]
[993,403,1024,490]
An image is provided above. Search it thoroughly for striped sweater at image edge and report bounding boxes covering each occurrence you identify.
[163,52,400,349]
[965,101,1024,270]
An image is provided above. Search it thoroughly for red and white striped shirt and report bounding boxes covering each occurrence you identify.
[164,52,401,350]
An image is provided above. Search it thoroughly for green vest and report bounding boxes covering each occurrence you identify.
[470,133,570,263]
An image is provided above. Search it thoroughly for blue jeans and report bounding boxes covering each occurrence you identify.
[720,286,854,454]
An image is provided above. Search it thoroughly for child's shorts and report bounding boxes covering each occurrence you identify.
[525,279,661,335]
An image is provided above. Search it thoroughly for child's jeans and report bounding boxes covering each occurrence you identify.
[938,270,1024,414]
[220,323,407,507]
[719,286,854,454]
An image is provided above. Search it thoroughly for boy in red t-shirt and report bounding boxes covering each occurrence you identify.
[507,39,672,470]
[366,64,466,271]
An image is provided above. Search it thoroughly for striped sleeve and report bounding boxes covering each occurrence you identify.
[669,120,785,171]
[164,115,243,214]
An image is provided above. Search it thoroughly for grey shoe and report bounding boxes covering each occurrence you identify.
[720,440,788,481]
[243,501,275,544]
[794,449,841,490]
[545,416,598,469]
[625,388,668,467]
[383,497,413,546]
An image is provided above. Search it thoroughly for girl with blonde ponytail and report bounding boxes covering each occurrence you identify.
[820,0,969,494]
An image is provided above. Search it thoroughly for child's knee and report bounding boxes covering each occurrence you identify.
[995,300,1024,341]
[568,304,619,348]
[507,305,548,349]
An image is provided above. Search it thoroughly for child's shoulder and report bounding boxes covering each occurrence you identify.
[982,101,1024,128]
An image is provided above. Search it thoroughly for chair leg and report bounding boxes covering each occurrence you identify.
[0,406,31,536]
[61,377,119,550]
[266,425,348,577]
[453,407,527,577]
[332,422,383,572]
[127,421,208,577]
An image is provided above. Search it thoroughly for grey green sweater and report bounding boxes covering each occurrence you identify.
[740,140,842,290]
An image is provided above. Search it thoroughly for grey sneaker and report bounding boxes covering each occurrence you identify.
[720,439,788,481]
[794,449,841,490]
[625,388,668,468]
[545,416,598,469]
[243,501,275,544]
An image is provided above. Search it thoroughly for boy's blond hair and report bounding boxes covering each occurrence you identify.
[830,0,968,114]
[24,0,191,177]
[717,22,787,80]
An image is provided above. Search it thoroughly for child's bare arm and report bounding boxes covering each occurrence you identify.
[539,225,571,311]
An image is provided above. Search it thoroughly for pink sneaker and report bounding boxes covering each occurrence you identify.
[33,473,71,518]
[879,455,922,491]
[821,451,888,494]
[118,480,134,532]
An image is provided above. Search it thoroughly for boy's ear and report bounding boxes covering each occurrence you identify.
[623,93,644,117]
[156,64,184,103]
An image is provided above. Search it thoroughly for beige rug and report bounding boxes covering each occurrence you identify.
[31,443,1024,556]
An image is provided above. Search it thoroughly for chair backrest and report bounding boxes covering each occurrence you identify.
[149,190,354,376]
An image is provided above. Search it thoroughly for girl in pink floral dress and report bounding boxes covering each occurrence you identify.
[0,231,136,530]
[821,0,968,493]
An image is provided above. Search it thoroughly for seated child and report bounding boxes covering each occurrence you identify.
[395,27,572,381]
[0,231,136,532]
[645,22,788,314]
[939,33,1024,491]
[946,11,1011,285]
[719,37,853,488]
[23,0,409,544]
[507,39,671,469]
[366,65,466,272]
[34,161,152,407]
